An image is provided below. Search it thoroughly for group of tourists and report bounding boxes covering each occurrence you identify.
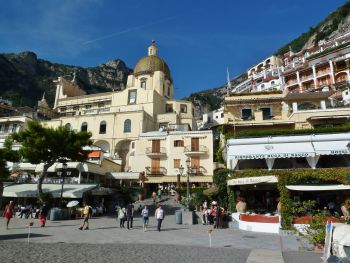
[2,200,49,230]
[202,200,225,229]
[115,202,165,232]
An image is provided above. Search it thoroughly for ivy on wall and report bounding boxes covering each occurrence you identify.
[227,168,350,229]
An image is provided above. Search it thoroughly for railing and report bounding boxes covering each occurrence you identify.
[316,70,330,77]
[146,167,167,176]
[300,75,314,82]
[188,166,207,176]
[184,145,209,154]
[334,80,348,89]
[145,147,167,156]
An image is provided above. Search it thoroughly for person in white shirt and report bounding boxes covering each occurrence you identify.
[155,204,164,232]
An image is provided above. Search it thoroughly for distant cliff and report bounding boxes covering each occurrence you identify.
[0,51,132,107]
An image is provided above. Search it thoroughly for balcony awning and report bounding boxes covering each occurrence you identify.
[308,115,350,120]
[3,183,97,198]
[313,141,350,155]
[286,185,350,191]
[227,142,315,160]
[227,176,278,186]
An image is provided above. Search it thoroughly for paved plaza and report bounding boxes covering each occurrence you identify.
[0,212,323,263]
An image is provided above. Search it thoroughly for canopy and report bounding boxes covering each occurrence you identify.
[286,185,350,191]
[227,142,315,160]
[227,176,278,186]
[3,183,97,198]
[145,176,213,184]
[312,141,350,155]
[108,172,140,180]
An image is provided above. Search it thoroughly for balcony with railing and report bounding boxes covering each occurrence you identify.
[188,166,207,176]
[146,167,167,176]
[145,147,167,157]
[184,145,209,155]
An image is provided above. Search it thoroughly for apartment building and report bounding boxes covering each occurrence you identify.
[128,130,214,186]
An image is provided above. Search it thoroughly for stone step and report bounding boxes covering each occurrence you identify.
[246,249,284,263]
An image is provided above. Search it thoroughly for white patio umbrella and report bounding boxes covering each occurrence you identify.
[66,200,79,208]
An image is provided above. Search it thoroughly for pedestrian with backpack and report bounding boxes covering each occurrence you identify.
[141,205,149,232]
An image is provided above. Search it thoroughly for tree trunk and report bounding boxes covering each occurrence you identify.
[37,160,56,204]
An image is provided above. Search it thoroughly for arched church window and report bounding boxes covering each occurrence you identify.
[124,119,131,133]
[99,121,107,134]
[81,122,88,132]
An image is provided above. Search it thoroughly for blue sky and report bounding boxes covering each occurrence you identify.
[0,0,348,98]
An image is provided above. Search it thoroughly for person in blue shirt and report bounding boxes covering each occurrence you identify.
[141,205,149,232]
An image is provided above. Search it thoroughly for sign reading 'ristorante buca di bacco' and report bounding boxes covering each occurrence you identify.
[232,152,314,159]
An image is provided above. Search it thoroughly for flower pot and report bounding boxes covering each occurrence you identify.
[138,194,144,201]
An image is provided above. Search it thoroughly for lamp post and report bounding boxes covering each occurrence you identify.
[178,157,191,211]
[57,160,71,206]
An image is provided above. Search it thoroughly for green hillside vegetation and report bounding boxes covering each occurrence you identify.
[276,1,350,55]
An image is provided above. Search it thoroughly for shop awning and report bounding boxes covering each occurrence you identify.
[227,176,278,186]
[108,172,140,180]
[312,141,350,155]
[286,185,350,191]
[3,183,97,198]
[144,176,213,184]
[228,142,315,160]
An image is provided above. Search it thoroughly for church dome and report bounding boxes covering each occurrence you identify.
[133,43,172,81]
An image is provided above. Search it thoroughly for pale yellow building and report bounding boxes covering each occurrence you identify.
[224,91,350,132]
[128,130,214,185]
[44,43,196,168]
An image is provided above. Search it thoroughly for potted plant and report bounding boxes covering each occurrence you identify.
[138,187,146,201]
[304,212,327,252]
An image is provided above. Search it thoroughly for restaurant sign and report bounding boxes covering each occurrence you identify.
[232,152,313,160]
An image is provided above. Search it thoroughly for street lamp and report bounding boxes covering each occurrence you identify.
[178,158,191,210]
[57,160,72,206]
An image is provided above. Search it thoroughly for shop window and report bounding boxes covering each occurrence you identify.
[180,104,187,113]
[73,106,79,111]
[12,123,18,132]
[99,121,107,134]
[60,107,66,112]
[81,122,88,132]
[174,159,180,168]
[174,140,184,147]
[85,105,92,109]
[128,90,137,104]
[124,119,131,133]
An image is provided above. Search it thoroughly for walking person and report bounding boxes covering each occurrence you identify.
[118,207,126,228]
[39,203,49,227]
[3,200,15,230]
[155,204,164,232]
[78,202,91,230]
[152,191,157,203]
[157,188,162,201]
[141,205,149,232]
[126,202,134,230]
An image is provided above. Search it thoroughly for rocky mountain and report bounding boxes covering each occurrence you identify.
[186,1,350,119]
[0,51,132,107]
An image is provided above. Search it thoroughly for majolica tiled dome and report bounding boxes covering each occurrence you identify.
[133,43,172,80]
